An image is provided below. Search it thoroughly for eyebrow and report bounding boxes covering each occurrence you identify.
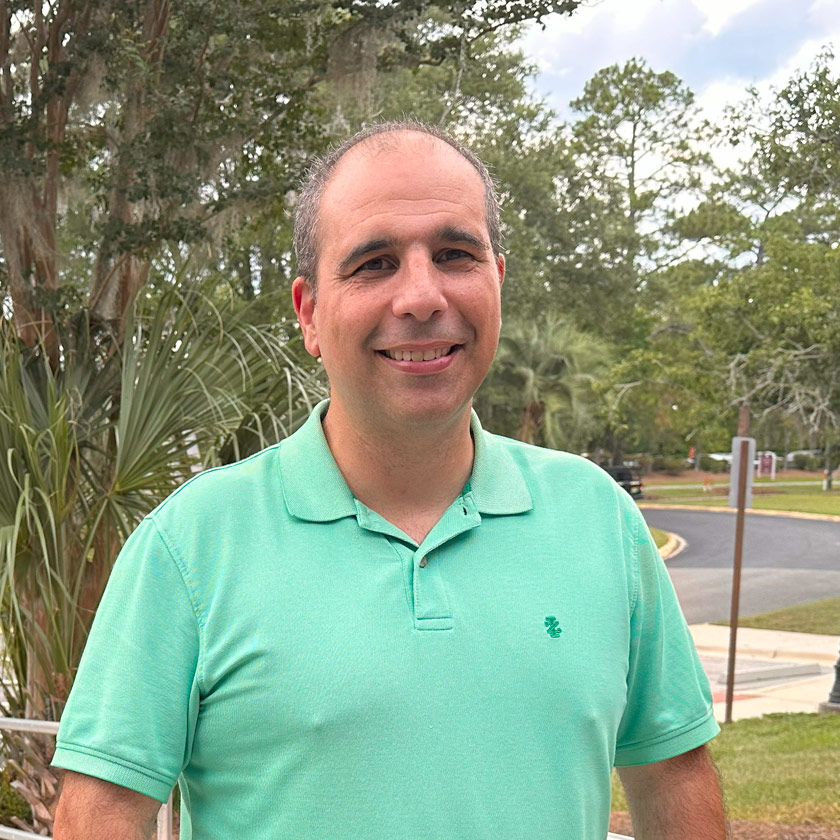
[437,226,488,251]
[337,237,398,274]
[336,226,489,274]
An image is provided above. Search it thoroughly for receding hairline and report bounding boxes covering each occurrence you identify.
[292,120,503,289]
[330,128,480,173]
[320,129,488,216]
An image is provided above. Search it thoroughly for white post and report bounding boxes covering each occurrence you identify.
[157,794,173,840]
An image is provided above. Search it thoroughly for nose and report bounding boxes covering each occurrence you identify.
[390,255,448,322]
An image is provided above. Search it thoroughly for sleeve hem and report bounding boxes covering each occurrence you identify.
[51,743,175,803]
[613,710,720,767]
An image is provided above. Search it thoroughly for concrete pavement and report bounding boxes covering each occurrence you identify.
[689,623,839,721]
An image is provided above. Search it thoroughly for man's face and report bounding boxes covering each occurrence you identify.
[292,134,505,434]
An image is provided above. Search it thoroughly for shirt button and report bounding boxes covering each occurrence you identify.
[419,557,428,568]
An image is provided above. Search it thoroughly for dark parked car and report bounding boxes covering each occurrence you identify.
[601,465,643,499]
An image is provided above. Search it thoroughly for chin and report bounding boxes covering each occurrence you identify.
[384,397,472,428]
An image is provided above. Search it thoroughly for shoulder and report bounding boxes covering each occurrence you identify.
[485,430,618,493]
[481,430,645,538]
[150,442,285,529]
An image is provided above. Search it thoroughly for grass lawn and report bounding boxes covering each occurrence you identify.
[713,597,840,636]
[643,471,822,486]
[642,482,840,516]
[612,713,840,825]
[649,526,668,549]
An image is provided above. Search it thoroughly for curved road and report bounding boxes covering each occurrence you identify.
[640,507,840,624]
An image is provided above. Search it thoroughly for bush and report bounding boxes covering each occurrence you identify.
[662,457,685,476]
[700,455,726,473]
[636,454,653,475]
[0,767,31,824]
[792,454,821,471]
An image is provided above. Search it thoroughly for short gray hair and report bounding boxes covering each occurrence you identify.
[292,120,503,288]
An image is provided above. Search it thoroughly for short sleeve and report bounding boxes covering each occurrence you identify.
[52,516,201,801]
[614,502,720,766]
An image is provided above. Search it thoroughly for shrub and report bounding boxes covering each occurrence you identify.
[663,457,685,476]
[0,768,31,824]
[792,454,821,471]
[636,454,653,475]
[700,455,726,473]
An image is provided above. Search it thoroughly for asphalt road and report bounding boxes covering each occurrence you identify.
[640,507,840,624]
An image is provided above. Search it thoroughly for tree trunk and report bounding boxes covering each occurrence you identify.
[90,0,169,333]
[517,401,544,445]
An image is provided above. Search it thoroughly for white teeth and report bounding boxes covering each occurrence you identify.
[383,346,454,361]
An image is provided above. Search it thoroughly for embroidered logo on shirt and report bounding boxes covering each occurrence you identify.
[544,616,562,638]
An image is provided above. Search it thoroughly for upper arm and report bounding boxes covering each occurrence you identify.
[53,770,161,840]
[617,744,719,794]
[616,746,727,839]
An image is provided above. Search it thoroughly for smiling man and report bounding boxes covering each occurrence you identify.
[52,122,727,840]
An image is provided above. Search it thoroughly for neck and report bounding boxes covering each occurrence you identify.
[321,400,474,531]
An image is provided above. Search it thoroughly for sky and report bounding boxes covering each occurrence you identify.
[522,0,840,123]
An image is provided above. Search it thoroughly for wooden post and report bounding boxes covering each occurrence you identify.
[725,406,751,724]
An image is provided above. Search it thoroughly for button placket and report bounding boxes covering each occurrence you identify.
[412,547,452,630]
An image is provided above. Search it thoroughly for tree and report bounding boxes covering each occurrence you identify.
[558,58,714,344]
[0,1,585,344]
[650,53,840,482]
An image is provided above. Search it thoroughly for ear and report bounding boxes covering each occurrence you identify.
[496,253,505,287]
[292,276,320,358]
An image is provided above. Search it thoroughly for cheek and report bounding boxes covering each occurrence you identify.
[313,299,378,357]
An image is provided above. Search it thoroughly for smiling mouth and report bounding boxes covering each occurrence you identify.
[378,346,459,362]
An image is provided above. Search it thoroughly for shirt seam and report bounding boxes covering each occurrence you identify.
[54,741,175,787]
[622,486,641,617]
[147,515,206,696]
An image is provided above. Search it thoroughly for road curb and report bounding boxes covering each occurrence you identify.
[692,643,839,664]
[639,503,840,523]
[658,531,686,561]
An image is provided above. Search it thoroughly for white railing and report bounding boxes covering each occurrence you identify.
[0,718,172,840]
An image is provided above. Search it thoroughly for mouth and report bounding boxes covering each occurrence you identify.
[377,345,460,362]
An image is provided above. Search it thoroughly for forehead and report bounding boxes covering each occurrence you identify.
[317,134,488,256]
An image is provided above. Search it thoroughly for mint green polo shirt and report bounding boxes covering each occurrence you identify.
[53,401,718,839]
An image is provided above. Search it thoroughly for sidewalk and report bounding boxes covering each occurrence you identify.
[689,623,838,722]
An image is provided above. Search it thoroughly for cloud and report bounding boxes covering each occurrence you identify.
[521,0,707,114]
[690,0,764,37]
[521,0,840,120]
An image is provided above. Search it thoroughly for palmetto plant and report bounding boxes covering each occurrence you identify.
[0,283,326,832]
[484,315,609,449]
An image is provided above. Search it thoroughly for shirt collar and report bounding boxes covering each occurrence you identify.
[278,399,532,522]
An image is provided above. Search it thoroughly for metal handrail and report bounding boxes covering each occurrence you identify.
[0,718,172,840]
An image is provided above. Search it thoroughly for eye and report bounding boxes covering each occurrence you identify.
[354,256,392,273]
[438,248,473,262]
